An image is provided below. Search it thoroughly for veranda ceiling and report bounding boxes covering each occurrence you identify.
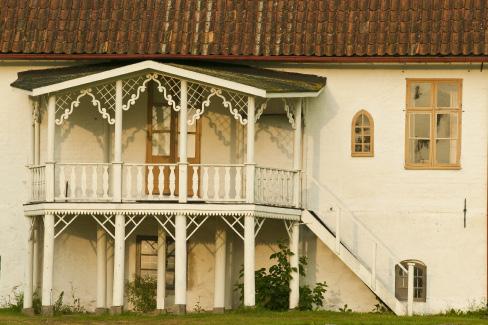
[11,60,326,98]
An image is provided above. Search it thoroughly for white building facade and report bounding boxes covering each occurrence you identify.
[0,59,484,316]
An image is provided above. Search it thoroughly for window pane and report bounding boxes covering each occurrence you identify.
[152,132,170,156]
[436,139,458,164]
[362,114,370,126]
[141,269,157,279]
[437,82,459,108]
[436,113,458,139]
[152,106,171,131]
[409,113,431,139]
[364,144,370,152]
[409,139,430,164]
[364,136,370,144]
[141,255,157,270]
[141,240,157,254]
[410,82,432,107]
[354,144,362,152]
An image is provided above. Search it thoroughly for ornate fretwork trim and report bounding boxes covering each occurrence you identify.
[188,86,249,126]
[284,220,296,240]
[153,215,176,240]
[255,98,269,122]
[122,73,181,112]
[125,214,147,240]
[220,215,266,240]
[186,215,209,240]
[56,89,115,125]
[31,98,41,124]
[54,213,79,239]
[282,98,296,129]
[91,213,116,239]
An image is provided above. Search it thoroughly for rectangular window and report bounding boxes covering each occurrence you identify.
[405,79,462,169]
[136,236,175,291]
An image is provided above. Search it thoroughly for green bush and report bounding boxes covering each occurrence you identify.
[126,275,157,313]
[236,242,327,311]
[3,287,23,312]
[52,289,85,315]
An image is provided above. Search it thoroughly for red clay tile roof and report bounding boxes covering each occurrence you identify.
[1,0,487,59]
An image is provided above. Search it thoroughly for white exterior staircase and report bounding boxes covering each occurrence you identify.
[302,177,410,315]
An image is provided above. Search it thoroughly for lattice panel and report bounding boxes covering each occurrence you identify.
[221,89,248,125]
[91,213,116,239]
[122,73,181,112]
[221,215,265,240]
[54,213,79,239]
[154,215,176,240]
[187,82,211,125]
[125,214,147,240]
[55,88,115,125]
[186,215,209,240]
[92,82,116,113]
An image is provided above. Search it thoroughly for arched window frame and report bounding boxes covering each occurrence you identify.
[351,109,374,157]
[395,260,427,302]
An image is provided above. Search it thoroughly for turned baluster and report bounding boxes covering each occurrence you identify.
[224,166,231,200]
[235,166,242,200]
[102,165,109,199]
[169,165,176,198]
[69,166,77,199]
[147,165,154,199]
[81,166,87,199]
[213,167,221,200]
[91,165,98,199]
[192,166,199,199]
[158,165,165,199]
[136,166,143,199]
[58,166,66,199]
[202,166,209,200]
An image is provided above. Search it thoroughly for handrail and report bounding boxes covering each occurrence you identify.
[307,175,407,273]
[256,166,299,173]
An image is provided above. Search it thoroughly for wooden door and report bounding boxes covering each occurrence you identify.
[146,84,201,197]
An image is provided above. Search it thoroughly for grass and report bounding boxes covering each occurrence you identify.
[0,309,487,325]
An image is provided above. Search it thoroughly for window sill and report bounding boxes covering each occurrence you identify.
[404,164,461,170]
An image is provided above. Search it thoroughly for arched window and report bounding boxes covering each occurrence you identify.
[395,260,427,302]
[351,110,374,157]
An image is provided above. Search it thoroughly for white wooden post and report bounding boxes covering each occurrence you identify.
[335,208,341,254]
[179,80,188,203]
[23,217,34,315]
[246,97,256,203]
[112,80,123,202]
[41,214,55,315]
[46,95,56,202]
[371,241,377,291]
[156,226,166,312]
[174,214,187,314]
[34,100,41,165]
[243,215,255,307]
[293,99,302,208]
[289,222,299,309]
[96,226,107,313]
[28,100,36,166]
[111,214,125,314]
[213,227,226,313]
[32,219,40,293]
[407,262,415,316]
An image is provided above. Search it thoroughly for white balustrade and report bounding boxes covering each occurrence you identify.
[28,165,46,202]
[188,164,246,202]
[122,163,178,201]
[254,167,298,208]
[55,163,112,201]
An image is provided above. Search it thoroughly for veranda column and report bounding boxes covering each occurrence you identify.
[23,217,35,315]
[34,100,41,165]
[112,80,123,202]
[46,95,56,202]
[246,97,256,203]
[293,99,302,208]
[213,227,227,313]
[96,226,107,314]
[243,215,255,307]
[174,214,187,314]
[111,214,125,314]
[407,262,415,316]
[156,226,166,312]
[288,222,300,309]
[178,80,188,203]
[41,213,55,315]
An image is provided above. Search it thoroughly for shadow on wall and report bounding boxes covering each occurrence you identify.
[56,96,111,162]
[305,87,340,210]
[256,115,293,160]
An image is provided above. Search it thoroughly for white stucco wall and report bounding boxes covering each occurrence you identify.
[0,62,486,314]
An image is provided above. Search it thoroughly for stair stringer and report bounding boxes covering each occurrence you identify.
[302,210,407,315]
